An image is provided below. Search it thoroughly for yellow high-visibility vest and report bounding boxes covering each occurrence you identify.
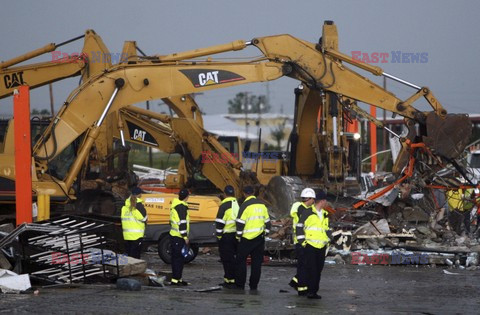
[290,202,313,244]
[121,198,146,241]
[447,189,474,212]
[301,208,330,249]
[169,198,190,239]
[216,197,239,234]
[236,196,270,240]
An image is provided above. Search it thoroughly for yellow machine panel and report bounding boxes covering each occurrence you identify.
[142,193,220,225]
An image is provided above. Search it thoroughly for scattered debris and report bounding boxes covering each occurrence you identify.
[0,251,12,270]
[104,252,147,277]
[331,230,352,251]
[116,278,142,291]
[0,222,61,248]
[0,269,31,293]
[354,219,391,236]
[134,164,177,189]
[0,216,123,284]
[269,218,292,239]
[148,275,166,287]
[333,254,345,264]
[402,206,430,222]
[466,252,479,267]
[194,286,222,292]
[443,270,460,275]
[0,223,14,234]
[200,247,213,255]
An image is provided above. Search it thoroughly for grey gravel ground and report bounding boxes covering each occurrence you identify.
[1,252,479,314]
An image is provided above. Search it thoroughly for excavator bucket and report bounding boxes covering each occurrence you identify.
[422,113,472,159]
[264,176,305,219]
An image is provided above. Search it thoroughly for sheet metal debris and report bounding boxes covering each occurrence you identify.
[0,269,31,293]
[0,216,121,284]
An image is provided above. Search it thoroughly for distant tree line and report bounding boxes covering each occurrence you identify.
[228,92,270,114]
[31,109,51,116]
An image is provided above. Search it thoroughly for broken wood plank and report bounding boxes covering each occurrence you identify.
[355,233,415,239]
[405,244,471,254]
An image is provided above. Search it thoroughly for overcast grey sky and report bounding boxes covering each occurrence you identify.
[1,0,479,117]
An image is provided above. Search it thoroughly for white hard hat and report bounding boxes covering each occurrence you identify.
[300,188,316,199]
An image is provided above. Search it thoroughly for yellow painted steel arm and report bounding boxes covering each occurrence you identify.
[1,29,112,99]
[32,22,469,191]
[32,61,284,160]
[0,59,85,99]
[112,106,244,196]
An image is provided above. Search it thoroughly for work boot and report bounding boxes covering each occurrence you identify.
[288,279,298,290]
[170,280,189,286]
[307,293,322,299]
[219,278,235,287]
[298,291,308,296]
[223,283,238,289]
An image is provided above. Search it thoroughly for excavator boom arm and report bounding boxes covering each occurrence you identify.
[0,59,85,99]
[32,21,470,193]
[115,106,245,195]
[1,29,112,100]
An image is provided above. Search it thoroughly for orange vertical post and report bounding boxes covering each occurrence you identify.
[369,105,377,173]
[346,119,358,133]
[14,85,32,225]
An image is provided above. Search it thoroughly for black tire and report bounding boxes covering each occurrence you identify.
[157,235,199,264]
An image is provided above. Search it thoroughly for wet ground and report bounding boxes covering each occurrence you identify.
[1,252,479,314]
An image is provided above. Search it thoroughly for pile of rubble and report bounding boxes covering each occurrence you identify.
[332,197,480,270]
[266,193,480,270]
[134,164,177,188]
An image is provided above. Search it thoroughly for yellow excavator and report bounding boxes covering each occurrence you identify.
[0,21,471,220]
[0,21,472,262]
[0,30,112,100]
[0,31,205,213]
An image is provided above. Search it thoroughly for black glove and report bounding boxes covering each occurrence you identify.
[326,230,333,241]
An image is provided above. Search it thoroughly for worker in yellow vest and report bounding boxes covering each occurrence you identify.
[447,187,475,235]
[288,188,316,296]
[296,190,331,299]
[121,187,148,259]
[169,189,190,286]
[473,189,480,234]
[234,186,271,290]
[215,185,239,287]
